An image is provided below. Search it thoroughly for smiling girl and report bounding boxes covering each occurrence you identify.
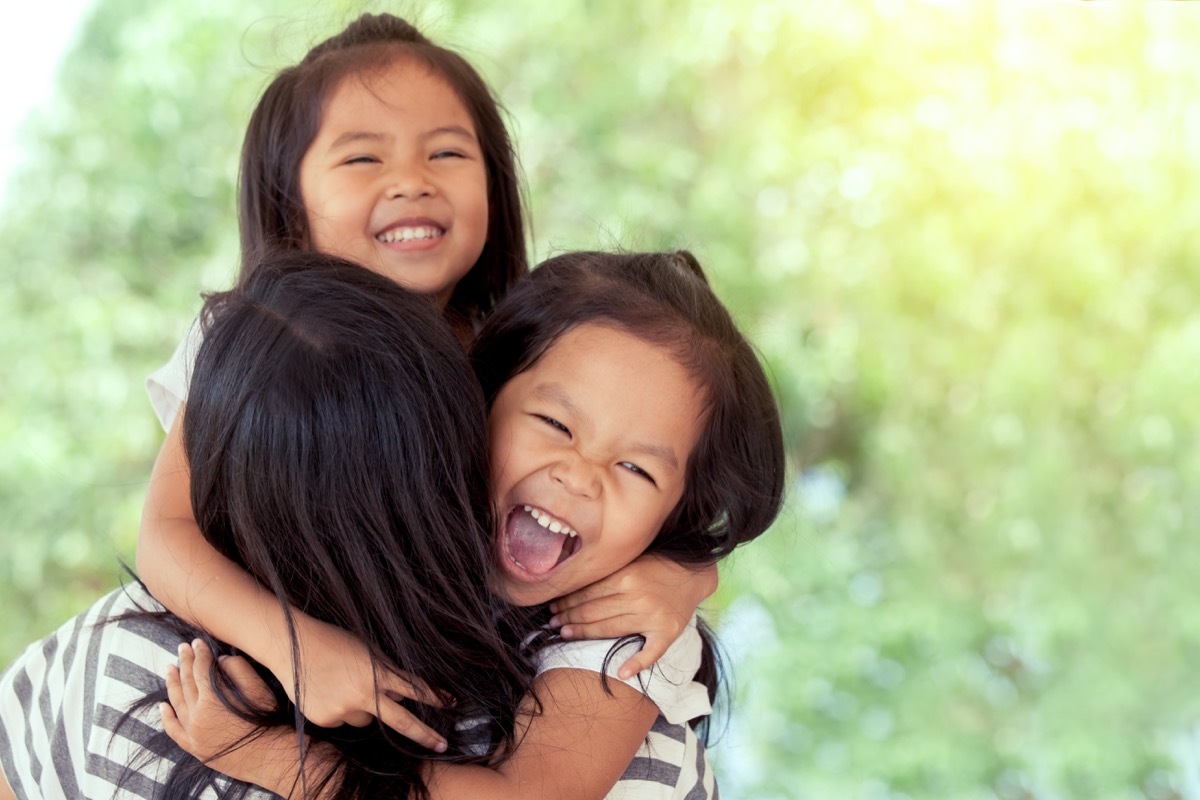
[139,13,716,751]
[163,249,786,798]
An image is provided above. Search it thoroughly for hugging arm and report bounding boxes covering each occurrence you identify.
[550,554,718,678]
[138,413,446,750]
[166,641,659,800]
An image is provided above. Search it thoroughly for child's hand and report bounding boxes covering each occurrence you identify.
[548,554,718,679]
[162,640,276,782]
[275,614,448,752]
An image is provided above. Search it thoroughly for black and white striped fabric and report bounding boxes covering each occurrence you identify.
[1,583,717,799]
[609,715,718,799]
[0,583,271,799]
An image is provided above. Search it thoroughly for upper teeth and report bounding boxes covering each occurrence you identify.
[377,226,442,243]
[524,505,578,537]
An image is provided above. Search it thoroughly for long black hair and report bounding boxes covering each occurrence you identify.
[125,253,533,799]
[238,12,528,322]
[472,250,786,738]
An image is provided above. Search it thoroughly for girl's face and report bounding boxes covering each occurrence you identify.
[488,323,706,607]
[298,58,489,309]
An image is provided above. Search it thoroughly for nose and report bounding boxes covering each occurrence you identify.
[384,160,435,200]
[549,452,601,499]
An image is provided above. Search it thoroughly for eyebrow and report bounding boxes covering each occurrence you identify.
[326,125,477,152]
[327,131,388,151]
[425,124,477,142]
[531,382,680,471]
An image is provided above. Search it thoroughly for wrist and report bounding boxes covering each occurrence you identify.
[695,561,719,603]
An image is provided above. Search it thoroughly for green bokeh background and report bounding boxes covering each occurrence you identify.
[2,1,1199,797]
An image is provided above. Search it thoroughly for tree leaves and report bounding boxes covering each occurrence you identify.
[3,1,1200,797]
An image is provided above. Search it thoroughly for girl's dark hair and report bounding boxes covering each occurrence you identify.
[471,250,786,739]
[238,12,527,321]
[131,253,532,799]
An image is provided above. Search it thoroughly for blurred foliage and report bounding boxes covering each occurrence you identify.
[2,0,1199,797]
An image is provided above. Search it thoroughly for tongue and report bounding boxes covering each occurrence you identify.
[507,509,566,575]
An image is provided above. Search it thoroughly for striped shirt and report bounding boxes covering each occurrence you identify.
[610,716,718,799]
[0,583,272,799]
[537,617,718,799]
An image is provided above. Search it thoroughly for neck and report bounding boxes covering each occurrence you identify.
[443,306,475,349]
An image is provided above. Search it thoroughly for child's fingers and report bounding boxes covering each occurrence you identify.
[160,701,186,745]
[617,634,671,680]
[217,655,274,707]
[548,582,618,615]
[379,669,444,708]
[376,698,448,754]
[549,596,637,629]
[190,639,215,686]
[557,616,637,642]
[177,642,199,709]
[164,663,189,728]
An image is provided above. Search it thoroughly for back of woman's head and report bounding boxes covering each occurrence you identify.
[184,252,529,797]
[238,12,526,319]
[472,250,786,564]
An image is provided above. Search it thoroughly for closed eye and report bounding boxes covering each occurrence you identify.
[535,415,570,436]
[343,154,380,165]
[619,462,657,486]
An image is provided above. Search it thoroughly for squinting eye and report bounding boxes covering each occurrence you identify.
[620,462,657,486]
[537,415,570,435]
[344,155,380,165]
[432,150,466,159]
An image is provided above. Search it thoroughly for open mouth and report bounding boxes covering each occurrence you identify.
[502,504,583,578]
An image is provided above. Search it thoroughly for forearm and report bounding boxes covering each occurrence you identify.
[139,519,292,665]
[687,559,719,604]
[427,669,657,800]
[212,728,337,800]
[138,413,295,676]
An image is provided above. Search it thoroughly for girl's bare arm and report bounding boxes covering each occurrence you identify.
[138,414,291,665]
[166,641,660,800]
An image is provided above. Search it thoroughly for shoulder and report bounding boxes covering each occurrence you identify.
[147,315,205,431]
[535,615,703,673]
[0,584,199,798]
[534,615,711,725]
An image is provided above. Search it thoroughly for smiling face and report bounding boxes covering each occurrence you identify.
[298,57,489,308]
[488,323,707,607]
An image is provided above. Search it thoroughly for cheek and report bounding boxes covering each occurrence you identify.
[298,181,332,246]
[487,426,517,489]
[297,160,321,213]
[632,491,686,551]
[469,172,491,224]
[304,219,345,259]
[610,501,671,560]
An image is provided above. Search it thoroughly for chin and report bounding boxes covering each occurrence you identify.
[503,582,556,608]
